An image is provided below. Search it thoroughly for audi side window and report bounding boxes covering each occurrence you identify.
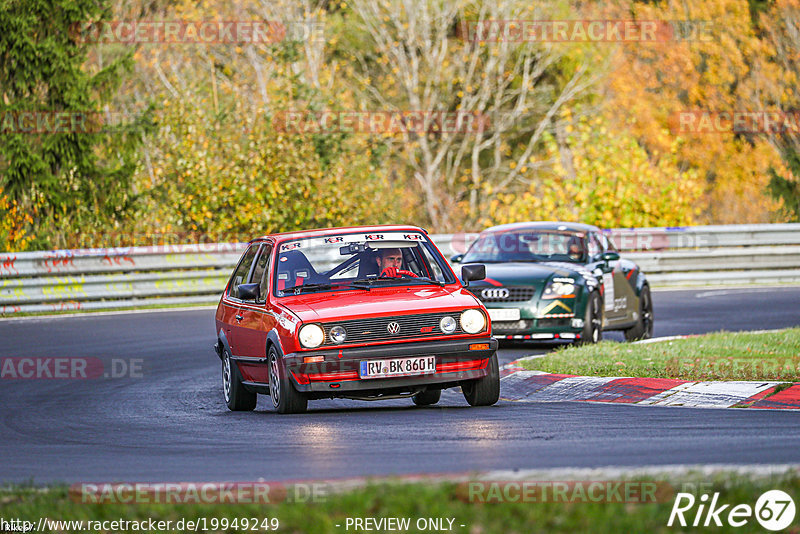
[588,233,602,260]
[228,245,258,299]
[598,232,618,253]
[250,244,273,303]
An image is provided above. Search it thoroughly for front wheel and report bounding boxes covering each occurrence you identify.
[268,346,308,414]
[578,291,603,345]
[461,353,500,406]
[222,347,257,411]
[624,285,654,341]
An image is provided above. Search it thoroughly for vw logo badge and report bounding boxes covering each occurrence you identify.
[386,321,401,334]
[481,288,510,299]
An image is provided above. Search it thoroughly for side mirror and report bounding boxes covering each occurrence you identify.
[602,251,620,263]
[461,264,486,287]
[450,254,464,264]
[237,283,260,301]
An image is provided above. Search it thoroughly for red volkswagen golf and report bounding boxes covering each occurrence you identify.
[214,225,499,413]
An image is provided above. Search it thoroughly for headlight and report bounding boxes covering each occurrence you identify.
[439,316,457,334]
[298,324,324,348]
[460,309,486,334]
[329,325,347,344]
[542,280,576,299]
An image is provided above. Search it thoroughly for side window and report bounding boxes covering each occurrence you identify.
[416,245,446,283]
[588,233,602,260]
[228,245,258,299]
[250,244,273,302]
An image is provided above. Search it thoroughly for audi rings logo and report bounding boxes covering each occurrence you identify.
[387,322,401,335]
[481,288,509,299]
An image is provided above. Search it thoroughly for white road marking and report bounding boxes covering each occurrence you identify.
[638,381,779,408]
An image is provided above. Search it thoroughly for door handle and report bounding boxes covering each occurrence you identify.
[235,315,243,322]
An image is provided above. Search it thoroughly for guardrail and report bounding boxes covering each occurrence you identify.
[1,223,799,315]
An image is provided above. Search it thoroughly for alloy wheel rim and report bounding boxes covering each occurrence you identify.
[591,295,601,341]
[222,352,232,403]
[642,292,653,335]
[269,354,281,407]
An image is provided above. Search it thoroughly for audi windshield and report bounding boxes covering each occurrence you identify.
[462,230,587,264]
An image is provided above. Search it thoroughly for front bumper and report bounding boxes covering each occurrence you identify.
[284,337,497,394]
[486,300,584,341]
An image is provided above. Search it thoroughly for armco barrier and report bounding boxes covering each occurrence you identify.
[1,224,799,315]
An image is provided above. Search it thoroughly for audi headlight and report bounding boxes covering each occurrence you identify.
[329,325,347,344]
[440,316,457,334]
[460,309,486,334]
[298,324,324,348]
[542,279,576,299]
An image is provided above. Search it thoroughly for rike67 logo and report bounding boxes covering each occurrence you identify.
[668,490,796,531]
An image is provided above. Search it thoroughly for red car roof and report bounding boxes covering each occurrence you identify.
[249,224,427,243]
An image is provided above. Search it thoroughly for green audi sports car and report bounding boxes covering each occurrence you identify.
[452,222,653,344]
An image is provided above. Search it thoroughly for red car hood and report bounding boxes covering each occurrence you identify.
[279,285,481,323]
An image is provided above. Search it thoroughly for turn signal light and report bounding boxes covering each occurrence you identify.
[303,356,325,363]
[469,343,490,350]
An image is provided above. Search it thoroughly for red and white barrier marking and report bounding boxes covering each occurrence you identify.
[499,360,800,410]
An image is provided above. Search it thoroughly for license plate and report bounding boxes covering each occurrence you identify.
[359,356,436,379]
[487,308,521,321]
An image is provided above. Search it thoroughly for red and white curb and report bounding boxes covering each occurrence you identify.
[499,365,800,410]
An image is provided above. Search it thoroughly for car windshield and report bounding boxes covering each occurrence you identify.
[273,230,456,296]
[462,230,586,264]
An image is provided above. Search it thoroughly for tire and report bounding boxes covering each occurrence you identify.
[461,353,500,406]
[268,345,308,414]
[412,388,442,406]
[222,347,257,411]
[624,285,654,341]
[578,291,603,345]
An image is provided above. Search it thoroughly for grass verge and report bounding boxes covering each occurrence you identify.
[2,473,800,533]
[519,328,800,381]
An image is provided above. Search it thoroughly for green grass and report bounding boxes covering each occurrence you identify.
[519,328,800,381]
[2,473,800,533]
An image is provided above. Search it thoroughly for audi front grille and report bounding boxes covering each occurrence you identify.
[469,286,537,303]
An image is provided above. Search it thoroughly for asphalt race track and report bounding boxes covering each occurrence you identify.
[1,287,800,483]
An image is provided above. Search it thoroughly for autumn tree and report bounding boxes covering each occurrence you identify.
[347,0,604,231]
[759,0,800,221]
[0,0,147,249]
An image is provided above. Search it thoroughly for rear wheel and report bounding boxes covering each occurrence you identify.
[412,389,441,406]
[268,345,308,414]
[578,291,603,345]
[222,347,257,411]
[624,285,654,341]
[461,353,500,406]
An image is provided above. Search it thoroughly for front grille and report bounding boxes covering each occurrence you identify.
[321,313,463,346]
[469,286,537,303]
[491,319,533,335]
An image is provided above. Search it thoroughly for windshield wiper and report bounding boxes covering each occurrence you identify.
[282,281,376,294]
[416,277,445,287]
[280,283,335,295]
